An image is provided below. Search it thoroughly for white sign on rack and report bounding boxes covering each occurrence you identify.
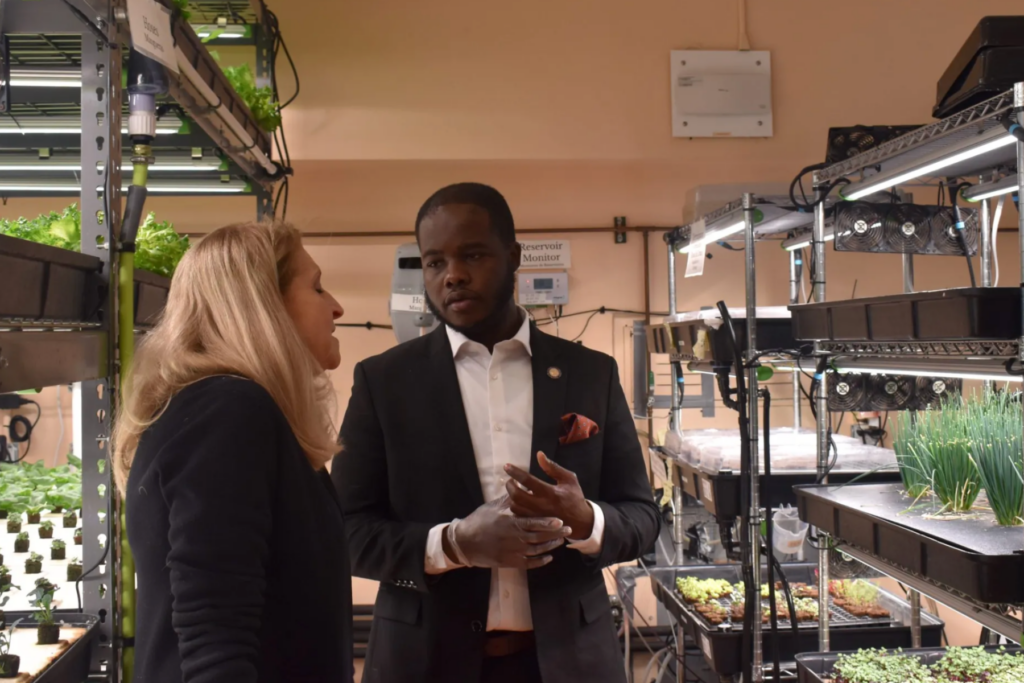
[685,219,706,278]
[520,240,571,270]
[390,293,428,313]
[127,0,179,73]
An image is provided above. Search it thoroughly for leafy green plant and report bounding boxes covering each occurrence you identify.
[0,203,189,277]
[895,411,932,499]
[14,533,26,543]
[39,521,53,532]
[51,540,66,551]
[965,390,1024,526]
[28,579,57,626]
[832,648,932,683]
[221,64,281,133]
[171,0,190,21]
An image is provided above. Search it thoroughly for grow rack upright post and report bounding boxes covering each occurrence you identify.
[789,250,801,429]
[812,175,831,652]
[1016,82,1024,633]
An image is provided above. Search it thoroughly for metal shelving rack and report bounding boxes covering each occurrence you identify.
[804,83,1024,649]
[0,1,281,680]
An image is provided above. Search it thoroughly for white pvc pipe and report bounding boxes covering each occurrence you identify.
[173,47,277,176]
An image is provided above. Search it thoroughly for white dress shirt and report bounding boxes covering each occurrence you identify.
[423,311,605,632]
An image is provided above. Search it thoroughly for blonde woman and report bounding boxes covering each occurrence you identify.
[113,221,352,683]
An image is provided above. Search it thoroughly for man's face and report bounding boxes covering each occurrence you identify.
[418,203,520,335]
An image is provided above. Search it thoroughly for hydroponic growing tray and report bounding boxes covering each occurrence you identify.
[0,235,103,324]
[795,645,1024,683]
[795,483,1024,604]
[675,458,901,521]
[649,563,943,677]
[1,611,98,682]
[658,307,800,362]
[789,287,1022,342]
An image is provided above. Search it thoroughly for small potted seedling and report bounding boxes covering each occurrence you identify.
[38,520,53,540]
[24,507,43,526]
[50,540,66,561]
[62,510,77,529]
[0,621,20,678]
[29,579,59,645]
[24,553,42,575]
[0,568,9,590]
[13,533,28,554]
[73,528,82,546]
[66,559,82,583]
[5,516,19,536]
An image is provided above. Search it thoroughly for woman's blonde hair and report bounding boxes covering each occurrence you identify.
[113,220,337,494]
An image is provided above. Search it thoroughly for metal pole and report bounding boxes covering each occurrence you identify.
[790,250,801,430]
[1016,83,1024,637]
[812,178,827,303]
[902,254,915,294]
[816,348,830,652]
[980,178,993,288]
[668,242,682,431]
[743,193,763,682]
[910,590,922,648]
[676,623,687,683]
[623,610,632,683]
[672,462,687,565]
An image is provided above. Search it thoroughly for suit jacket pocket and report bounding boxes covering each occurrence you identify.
[579,583,611,625]
[376,585,422,626]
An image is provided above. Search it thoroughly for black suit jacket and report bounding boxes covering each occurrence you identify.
[127,377,354,683]
[333,324,660,683]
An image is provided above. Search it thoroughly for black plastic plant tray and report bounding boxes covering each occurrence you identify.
[0,235,103,323]
[796,645,1023,683]
[134,269,170,327]
[789,287,1022,342]
[669,317,799,362]
[649,563,942,677]
[795,483,1024,604]
[3,610,99,682]
[677,459,901,521]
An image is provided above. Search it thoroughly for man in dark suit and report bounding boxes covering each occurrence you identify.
[332,182,660,683]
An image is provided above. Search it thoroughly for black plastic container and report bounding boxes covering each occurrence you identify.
[650,563,943,677]
[796,645,1023,683]
[677,459,901,521]
[2,611,98,682]
[667,316,799,362]
[795,483,1024,604]
[789,287,1021,342]
[0,235,103,323]
[134,269,171,327]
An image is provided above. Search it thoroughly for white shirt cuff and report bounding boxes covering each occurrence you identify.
[567,501,605,556]
[425,522,463,575]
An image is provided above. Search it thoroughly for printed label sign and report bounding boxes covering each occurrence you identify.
[127,0,179,72]
[520,240,571,269]
[701,478,714,504]
[685,219,706,278]
[390,293,428,313]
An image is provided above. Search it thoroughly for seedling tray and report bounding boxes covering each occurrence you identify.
[133,269,171,327]
[2,610,99,682]
[677,459,901,521]
[795,645,1023,683]
[789,287,1022,342]
[650,563,942,677]
[0,235,103,324]
[795,483,1024,604]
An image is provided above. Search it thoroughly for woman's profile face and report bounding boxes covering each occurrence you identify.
[283,247,344,371]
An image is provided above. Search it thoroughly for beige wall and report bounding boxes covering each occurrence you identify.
[2,0,1022,650]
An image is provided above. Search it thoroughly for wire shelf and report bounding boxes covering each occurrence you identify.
[187,1,262,25]
[816,89,1017,183]
[817,340,1020,358]
[7,33,82,67]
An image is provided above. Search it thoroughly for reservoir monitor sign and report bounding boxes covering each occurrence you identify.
[520,240,571,269]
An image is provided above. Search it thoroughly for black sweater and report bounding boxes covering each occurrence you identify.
[127,376,353,683]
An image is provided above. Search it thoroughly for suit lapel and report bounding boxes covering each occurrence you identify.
[529,326,569,482]
[425,326,486,508]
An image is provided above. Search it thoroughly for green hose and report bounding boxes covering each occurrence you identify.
[118,160,148,683]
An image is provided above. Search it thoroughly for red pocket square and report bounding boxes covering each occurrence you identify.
[559,413,600,445]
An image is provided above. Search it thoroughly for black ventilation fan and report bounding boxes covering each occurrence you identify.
[834,203,885,252]
[828,375,868,412]
[825,126,922,165]
[913,377,962,409]
[930,208,980,256]
[869,375,914,411]
[883,204,932,253]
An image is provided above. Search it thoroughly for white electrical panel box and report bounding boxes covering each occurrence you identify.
[670,50,773,138]
[517,272,569,307]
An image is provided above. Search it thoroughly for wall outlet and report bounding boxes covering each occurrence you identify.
[614,232,627,244]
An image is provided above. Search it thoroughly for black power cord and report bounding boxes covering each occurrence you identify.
[949,181,977,288]
[762,388,781,683]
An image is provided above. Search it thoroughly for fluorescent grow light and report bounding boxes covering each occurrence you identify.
[9,69,82,88]
[0,180,247,194]
[0,155,223,173]
[783,228,835,252]
[964,175,1020,202]
[676,220,746,254]
[841,131,1017,201]
[832,356,1022,383]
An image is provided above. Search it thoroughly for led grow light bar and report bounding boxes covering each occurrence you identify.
[0,180,247,194]
[963,175,1020,202]
[783,228,835,252]
[676,220,746,254]
[841,129,1017,201]
[832,356,1022,383]
[0,155,223,173]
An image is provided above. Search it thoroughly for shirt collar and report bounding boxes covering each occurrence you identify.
[446,308,533,358]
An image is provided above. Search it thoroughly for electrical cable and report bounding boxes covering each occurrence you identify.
[335,322,393,330]
[570,311,601,342]
[949,182,977,288]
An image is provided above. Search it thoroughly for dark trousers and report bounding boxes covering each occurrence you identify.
[480,647,542,683]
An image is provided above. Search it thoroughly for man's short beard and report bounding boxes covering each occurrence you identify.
[426,269,517,338]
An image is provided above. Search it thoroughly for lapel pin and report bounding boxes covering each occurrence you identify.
[547,367,562,380]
